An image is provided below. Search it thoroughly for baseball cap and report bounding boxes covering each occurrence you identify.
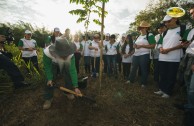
[25,30,32,34]
[162,15,173,22]
[54,27,60,32]
[122,33,126,37]
[105,33,110,36]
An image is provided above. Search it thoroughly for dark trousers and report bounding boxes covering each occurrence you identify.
[103,55,108,73]
[0,54,24,87]
[91,57,100,73]
[117,53,122,73]
[22,56,39,71]
[153,59,159,83]
[159,61,179,95]
[44,62,73,100]
[122,62,131,79]
[74,53,81,74]
[84,56,91,74]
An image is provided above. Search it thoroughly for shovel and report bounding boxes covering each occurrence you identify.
[54,84,96,103]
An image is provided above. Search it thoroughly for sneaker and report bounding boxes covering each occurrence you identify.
[141,85,145,88]
[43,99,53,110]
[161,93,170,98]
[125,80,131,84]
[154,90,164,95]
[66,94,75,100]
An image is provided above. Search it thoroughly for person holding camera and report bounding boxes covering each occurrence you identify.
[18,30,39,72]
[0,35,30,89]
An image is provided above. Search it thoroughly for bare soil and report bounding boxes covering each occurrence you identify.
[0,75,186,126]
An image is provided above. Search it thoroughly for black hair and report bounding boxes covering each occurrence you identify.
[110,34,116,39]
[121,34,134,54]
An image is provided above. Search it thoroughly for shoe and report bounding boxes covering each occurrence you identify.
[154,90,164,95]
[161,93,170,98]
[66,94,75,100]
[125,80,131,84]
[43,99,53,110]
[14,82,31,89]
[141,85,145,88]
[173,104,185,110]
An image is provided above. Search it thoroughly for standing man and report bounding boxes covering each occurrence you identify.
[43,37,81,110]
[18,30,39,72]
[155,15,188,98]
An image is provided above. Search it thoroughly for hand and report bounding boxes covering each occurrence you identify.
[191,65,194,72]
[181,42,190,48]
[74,88,82,96]
[0,35,6,42]
[94,48,98,51]
[124,54,129,58]
[47,80,53,87]
[28,47,34,51]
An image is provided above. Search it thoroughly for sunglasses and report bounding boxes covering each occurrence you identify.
[164,19,172,23]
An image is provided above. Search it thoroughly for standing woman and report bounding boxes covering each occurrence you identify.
[18,30,39,72]
[106,34,118,78]
[88,33,101,77]
[126,21,156,87]
[45,27,60,47]
[121,34,134,80]
[73,34,83,74]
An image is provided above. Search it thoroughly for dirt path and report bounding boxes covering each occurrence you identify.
[0,76,185,126]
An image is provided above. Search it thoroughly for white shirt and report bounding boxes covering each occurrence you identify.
[159,27,183,62]
[82,40,91,56]
[122,44,133,63]
[186,28,194,55]
[89,40,100,57]
[74,41,81,53]
[20,38,37,57]
[106,42,118,55]
[103,40,109,55]
[133,34,152,56]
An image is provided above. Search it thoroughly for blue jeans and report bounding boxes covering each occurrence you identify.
[91,57,100,73]
[128,54,149,85]
[106,55,117,76]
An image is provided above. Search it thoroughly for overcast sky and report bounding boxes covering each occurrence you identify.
[0,0,156,35]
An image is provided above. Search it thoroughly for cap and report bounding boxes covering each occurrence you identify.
[162,15,173,22]
[122,33,126,37]
[25,30,32,34]
[105,33,110,36]
[54,27,60,32]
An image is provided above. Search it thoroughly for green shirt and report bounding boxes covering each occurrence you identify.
[43,52,78,87]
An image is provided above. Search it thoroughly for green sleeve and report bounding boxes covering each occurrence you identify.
[18,40,24,47]
[158,36,163,44]
[43,52,53,81]
[184,29,191,41]
[45,36,51,45]
[148,34,156,44]
[69,55,78,87]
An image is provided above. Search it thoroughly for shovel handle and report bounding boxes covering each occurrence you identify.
[59,86,83,97]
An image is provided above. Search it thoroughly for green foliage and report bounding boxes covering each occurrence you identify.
[128,0,194,34]
[69,0,109,32]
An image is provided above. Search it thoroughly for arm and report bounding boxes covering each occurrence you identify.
[160,44,182,54]
[43,52,53,81]
[69,55,78,88]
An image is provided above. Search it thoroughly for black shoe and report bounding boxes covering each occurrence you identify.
[14,82,31,89]
[173,104,185,111]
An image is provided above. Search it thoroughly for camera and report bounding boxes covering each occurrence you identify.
[0,28,14,44]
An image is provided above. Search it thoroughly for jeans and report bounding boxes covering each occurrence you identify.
[107,55,117,76]
[128,54,149,85]
[122,62,131,79]
[159,61,179,95]
[74,53,81,74]
[91,57,100,73]
[103,55,108,73]
[153,59,159,83]
[84,56,91,73]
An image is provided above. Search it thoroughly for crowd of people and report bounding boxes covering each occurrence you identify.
[0,6,194,124]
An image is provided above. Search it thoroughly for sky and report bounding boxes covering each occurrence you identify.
[0,0,156,35]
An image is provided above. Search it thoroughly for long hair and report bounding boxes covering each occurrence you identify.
[121,34,133,54]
